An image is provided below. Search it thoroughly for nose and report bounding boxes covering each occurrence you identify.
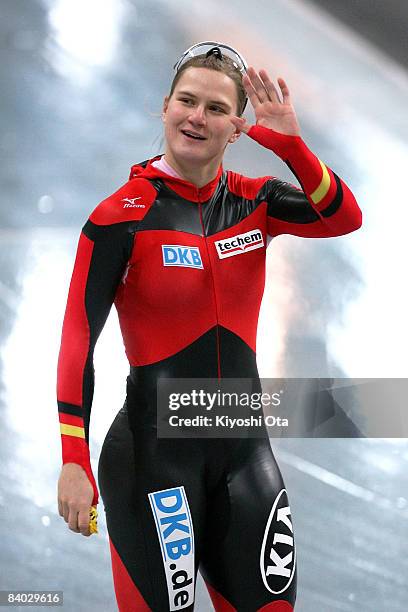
[188,104,206,126]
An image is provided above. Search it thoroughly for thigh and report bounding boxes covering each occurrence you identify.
[200,437,297,611]
[98,405,208,611]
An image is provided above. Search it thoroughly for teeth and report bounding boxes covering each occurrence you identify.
[183,131,204,139]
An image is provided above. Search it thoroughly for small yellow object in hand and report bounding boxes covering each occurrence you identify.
[89,506,98,534]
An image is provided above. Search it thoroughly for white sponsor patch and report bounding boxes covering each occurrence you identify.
[148,486,195,610]
[260,488,296,595]
[162,245,203,269]
[215,228,264,259]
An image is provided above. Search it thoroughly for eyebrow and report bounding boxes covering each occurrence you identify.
[176,90,232,111]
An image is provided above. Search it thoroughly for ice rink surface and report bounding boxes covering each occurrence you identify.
[1,0,407,610]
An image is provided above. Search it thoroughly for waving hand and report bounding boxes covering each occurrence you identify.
[230,67,301,137]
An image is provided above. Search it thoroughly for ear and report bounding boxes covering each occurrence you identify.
[162,96,169,122]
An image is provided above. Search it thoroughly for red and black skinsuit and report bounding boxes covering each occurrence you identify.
[57,126,362,611]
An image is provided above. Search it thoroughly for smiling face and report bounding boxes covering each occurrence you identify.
[162,67,241,170]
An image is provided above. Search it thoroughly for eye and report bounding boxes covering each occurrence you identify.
[179,98,194,105]
[209,105,225,113]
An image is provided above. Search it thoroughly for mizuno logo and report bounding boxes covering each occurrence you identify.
[122,197,145,208]
[215,229,264,259]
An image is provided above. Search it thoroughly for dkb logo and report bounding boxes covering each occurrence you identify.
[149,486,195,610]
[162,245,203,269]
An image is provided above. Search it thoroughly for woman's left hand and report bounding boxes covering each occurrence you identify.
[230,67,301,137]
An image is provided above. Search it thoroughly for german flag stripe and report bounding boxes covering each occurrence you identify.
[59,413,84,428]
[60,424,85,438]
[310,160,331,204]
[320,172,343,217]
[58,401,83,418]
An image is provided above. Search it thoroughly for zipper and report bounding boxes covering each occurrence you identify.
[197,188,222,380]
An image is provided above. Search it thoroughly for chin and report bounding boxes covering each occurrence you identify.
[174,146,211,165]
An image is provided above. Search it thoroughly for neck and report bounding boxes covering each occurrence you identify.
[163,151,221,188]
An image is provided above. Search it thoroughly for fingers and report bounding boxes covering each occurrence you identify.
[244,67,291,106]
[78,506,91,537]
[242,73,261,109]
[68,506,80,533]
[248,66,279,103]
[277,77,291,104]
[259,69,281,103]
[57,463,95,536]
[60,500,69,522]
[59,498,91,536]
[229,115,250,134]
